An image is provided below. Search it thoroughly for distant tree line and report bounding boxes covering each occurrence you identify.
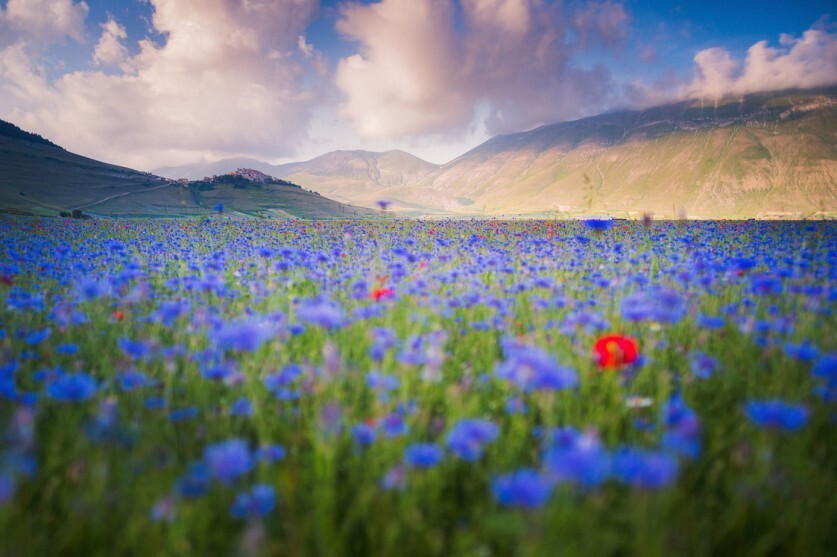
[0,120,62,149]
[59,209,90,219]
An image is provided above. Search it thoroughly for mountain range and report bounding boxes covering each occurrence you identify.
[157,87,837,219]
[2,87,835,219]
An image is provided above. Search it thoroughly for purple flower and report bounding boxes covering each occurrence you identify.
[230,484,276,519]
[404,443,443,468]
[204,439,254,484]
[611,448,678,489]
[744,400,809,431]
[46,372,97,402]
[445,419,499,461]
[491,469,553,509]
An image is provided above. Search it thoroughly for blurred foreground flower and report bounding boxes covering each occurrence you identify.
[593,334,639,370]
[744,400,809,432]
[491,469,552,509]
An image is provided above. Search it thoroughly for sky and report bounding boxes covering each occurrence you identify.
[0,0,834,171]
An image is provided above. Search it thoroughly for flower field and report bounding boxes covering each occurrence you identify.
[0,216,835,556]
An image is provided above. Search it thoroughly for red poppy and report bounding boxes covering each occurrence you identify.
[593,334,639,369]
[111,310,125,322]
[369,287,394,301]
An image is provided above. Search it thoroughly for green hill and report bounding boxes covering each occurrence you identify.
[0,122,376,219]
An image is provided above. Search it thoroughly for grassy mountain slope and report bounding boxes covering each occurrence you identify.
[396,88,837,217]
[0,121,376,219]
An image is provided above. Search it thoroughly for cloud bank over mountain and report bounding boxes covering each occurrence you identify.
[0,0,834,169]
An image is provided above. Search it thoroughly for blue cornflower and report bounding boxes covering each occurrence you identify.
[263,364,303,390]
[366,371,399,392]
[782,341,819,362]
[750,274,783,296]
[611,448,678,489]
[583,219,614,232]
[204,439,254,484]
[176,462,210,499]
[230,484,276,519]
[351,423,377,447]
[380,412,408,438]
[255,444,286,463]
[0,472,14,505]
[491,469,553,509]
[145,396,166,409]
[118,337,152,360]
[75,277,111,302]
[55,343,79,355]
[381,465,407,491]
[662,394,702,460]
[542,428,610,487]
[445,419,499,461]
[744,400,809,431]
[214,317,278,352]
[813,354,837,381]
[697,315,726,329]
[495,345,578,392]
[23,328,50,345]
[689,351,720,379]
[117,370,151,391]
[296,298,345,329]
[230,398,253,417]
[169,407,199,422]
[404,443,443,468]
[46,372,97,402]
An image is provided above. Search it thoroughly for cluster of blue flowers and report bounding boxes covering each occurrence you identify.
[0,216,832,536]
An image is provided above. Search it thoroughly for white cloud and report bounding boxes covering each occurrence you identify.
[0,0,89,44]
[93,18,128,66]
[0,0,321,169]
[334,0,630,141]
[685,28,837,99]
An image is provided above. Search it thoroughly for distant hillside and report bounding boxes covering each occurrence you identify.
[394,88,837,218]
[154,157,286,181]
[157,150,439,211]
[0,123,376,219]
